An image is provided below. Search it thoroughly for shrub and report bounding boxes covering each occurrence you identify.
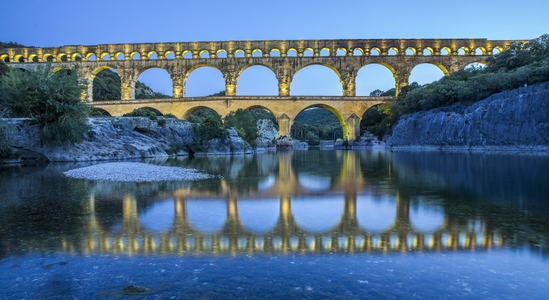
[0,116,15,158]
[122,108,158,120]
[163,113,177,119]
[0,65,89,145]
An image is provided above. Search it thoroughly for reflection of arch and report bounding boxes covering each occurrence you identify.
[409,203,445,232]
[356,195,397,232]
[238,198,279,233]
[139,199,175,232]
[292,196,344,232]
[298,174,331,192]
[186,199,227,233]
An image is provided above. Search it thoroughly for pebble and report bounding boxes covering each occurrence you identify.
[63,162,214,182]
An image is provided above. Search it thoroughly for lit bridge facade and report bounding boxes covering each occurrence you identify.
[1,38,521,139]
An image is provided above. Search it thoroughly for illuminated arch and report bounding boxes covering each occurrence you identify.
[216,49,227,58]
[238,198,279,234]
[319,48,330,56]
[147,51,158,59]
[370,47,381,56]
[252,49,263,57]
[269,48,281,57]
[388,47,398,56]
[409,202,445,232]
[14,54,25,62]
[165,50,175,59]
[405,47,416,55]
[85,53,96,61]
[130,52,140,60]
[303,48,314,57]
[72,53,83,61]
[353,48,364,56]
[440,47,451,55]
[236,64,277,96]
[336,48,346,56]
[356,63,397,96]
[0,54,9,62]
[292,196,344,233]
[423,47,433,56]
[409,63,448,84]
[135,67,173,98]
[29,54,39,62]
[199,49,210,59]
[491,46,503,54]
[291,63,342,96]
[294,104,348,139]
[43,53,54,62]
[115,52,124,60]
[287,48,298,57]
[89,107,112,117]
[475,47,486,55]
[100,52,110,60]
[186,199,227,233]
[182,50,193,59]
[356,195,397,232]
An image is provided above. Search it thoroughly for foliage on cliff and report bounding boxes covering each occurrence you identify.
[0,66,89,145]
[362,33,549,139]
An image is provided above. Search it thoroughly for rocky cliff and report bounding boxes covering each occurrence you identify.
[387,82,549,151]
[7,117,253,162]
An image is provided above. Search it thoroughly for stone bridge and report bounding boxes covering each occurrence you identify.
[1,38,520,139]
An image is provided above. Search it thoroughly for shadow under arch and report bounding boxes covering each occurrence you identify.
[137,106,163,116]
[90,107,112,117]
[293,104,350,140]
[182,106,221,120]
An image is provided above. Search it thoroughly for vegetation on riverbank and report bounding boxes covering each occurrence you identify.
[363,33,549,138]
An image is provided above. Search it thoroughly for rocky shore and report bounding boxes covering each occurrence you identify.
[386,82,549,152]
[5,117,254,163]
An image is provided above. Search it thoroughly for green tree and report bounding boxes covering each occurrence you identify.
[224,108,258,145]
[0,60,10,77]
[0,110,15,158]
[0,66,89,145]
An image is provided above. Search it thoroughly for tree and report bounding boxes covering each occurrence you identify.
[0,60,10,77]
[0,66,89,145]
[224,108,258,145]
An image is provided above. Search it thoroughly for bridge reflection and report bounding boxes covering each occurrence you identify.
[74,189,500,256]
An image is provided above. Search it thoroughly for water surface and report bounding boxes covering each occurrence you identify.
[1,150,548,299]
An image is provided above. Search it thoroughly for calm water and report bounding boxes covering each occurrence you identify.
[1,150,548,299]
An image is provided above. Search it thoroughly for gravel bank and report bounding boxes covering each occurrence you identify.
[63,162,215,182]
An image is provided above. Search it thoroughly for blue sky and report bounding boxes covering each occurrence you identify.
[1,0,547,97]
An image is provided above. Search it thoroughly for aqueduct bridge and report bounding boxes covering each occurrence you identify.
[2,38,519,139]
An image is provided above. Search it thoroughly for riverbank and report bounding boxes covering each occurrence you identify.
[386,82,549,152]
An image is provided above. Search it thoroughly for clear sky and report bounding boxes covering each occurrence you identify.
[1,0,547,97]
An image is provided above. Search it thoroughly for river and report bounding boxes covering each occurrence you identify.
[1,150,548,299]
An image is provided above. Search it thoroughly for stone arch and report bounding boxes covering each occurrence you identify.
[290,63,343,96]
[115,52,124,60]
[90,66,122,101]
[252,49,263,57]
[182,106,221,120]
[216,49,227,58]
[200,50,210,59]
[352,48,364,56]
[303,48,314,57]
[405,47,416,55]
[43,53,54,62]
[370,47,381,56]
[336,48,347,56]
[388,47,398,56]
[269,48,281,57]
[319,48,330,56]
[130,52,141,60]
[356,63,397,96]
[423,47,433,55]
[182,50,193,59]
[147,51,158,59]
[165,50,176,59]
[475,47,486,55]
[409,63,447,85]
[491,46,503,54]
[294,104,349,140]
[137,106,163,116]
[72,53,83,61]
[29,54,39,62]
[85,53,97,61]
[440,47,451,55]
[234,49,245,58]
[100,52,111,60]
[90,107,112,117]
[135,66,173,98]
[0,54,9,62]
[14,54,25,62]
[185,65,225,97]
[236,64,278,96]
[287,48,298,57]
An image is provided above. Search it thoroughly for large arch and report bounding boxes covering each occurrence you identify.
[185,65,225,97]
[182,106,221,120]
[236,65,278,96]
[135,67,173,98]
[291,104,349,141]
[290,64,342,96]
[409,63,447,85]
[355,63,397,96]
[91,66,121,101]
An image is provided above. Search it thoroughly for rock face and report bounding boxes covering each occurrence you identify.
[387,82,549,151]
[8,117,253,162]
[255,119,278,148]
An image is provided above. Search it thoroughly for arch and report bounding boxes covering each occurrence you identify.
[165,51,175,59]
[43,53,54,62]
[233,49,244,58]
[0,54,9,62]
[475,47,485,55]
[15,54,25,62]
[72,53,83,61]
[287,48,298,57]
[131,52,140,60]
[58,54,67,62]
[252,49,263,57]
[370,47,380,56]
[147,51,158,60]
[457,47,468,55]
[290,64,342,96]
[409,63,447,84]
[440,47,450,56]
[185,65,225,97]
[200,50,210,59]
[183,106,221,120]
[100,52,110,61]
[423,47,433,56]
[29,54,39,62]
[216,49,227,58]
[353,48,364,56]
[409,202,445,232]
[89,107,112,117]
[183,50,193,59]
[236,65,278,96]
[491,46,503,54]
[269,48,280,57]
[319,48,330,57]
[336,48,346,56]
[115,52,124,60]
[91,67,121,101]
[388,47,398,56]
[355,63,397,96]
[292,104,347,141]
[86,53,97,61]
[303,48,314,57]
[137,106,163,116]
[135,67,173,98]
[405,47,416,55]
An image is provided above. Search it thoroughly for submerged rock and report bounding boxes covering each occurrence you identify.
[121,285,153,295]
